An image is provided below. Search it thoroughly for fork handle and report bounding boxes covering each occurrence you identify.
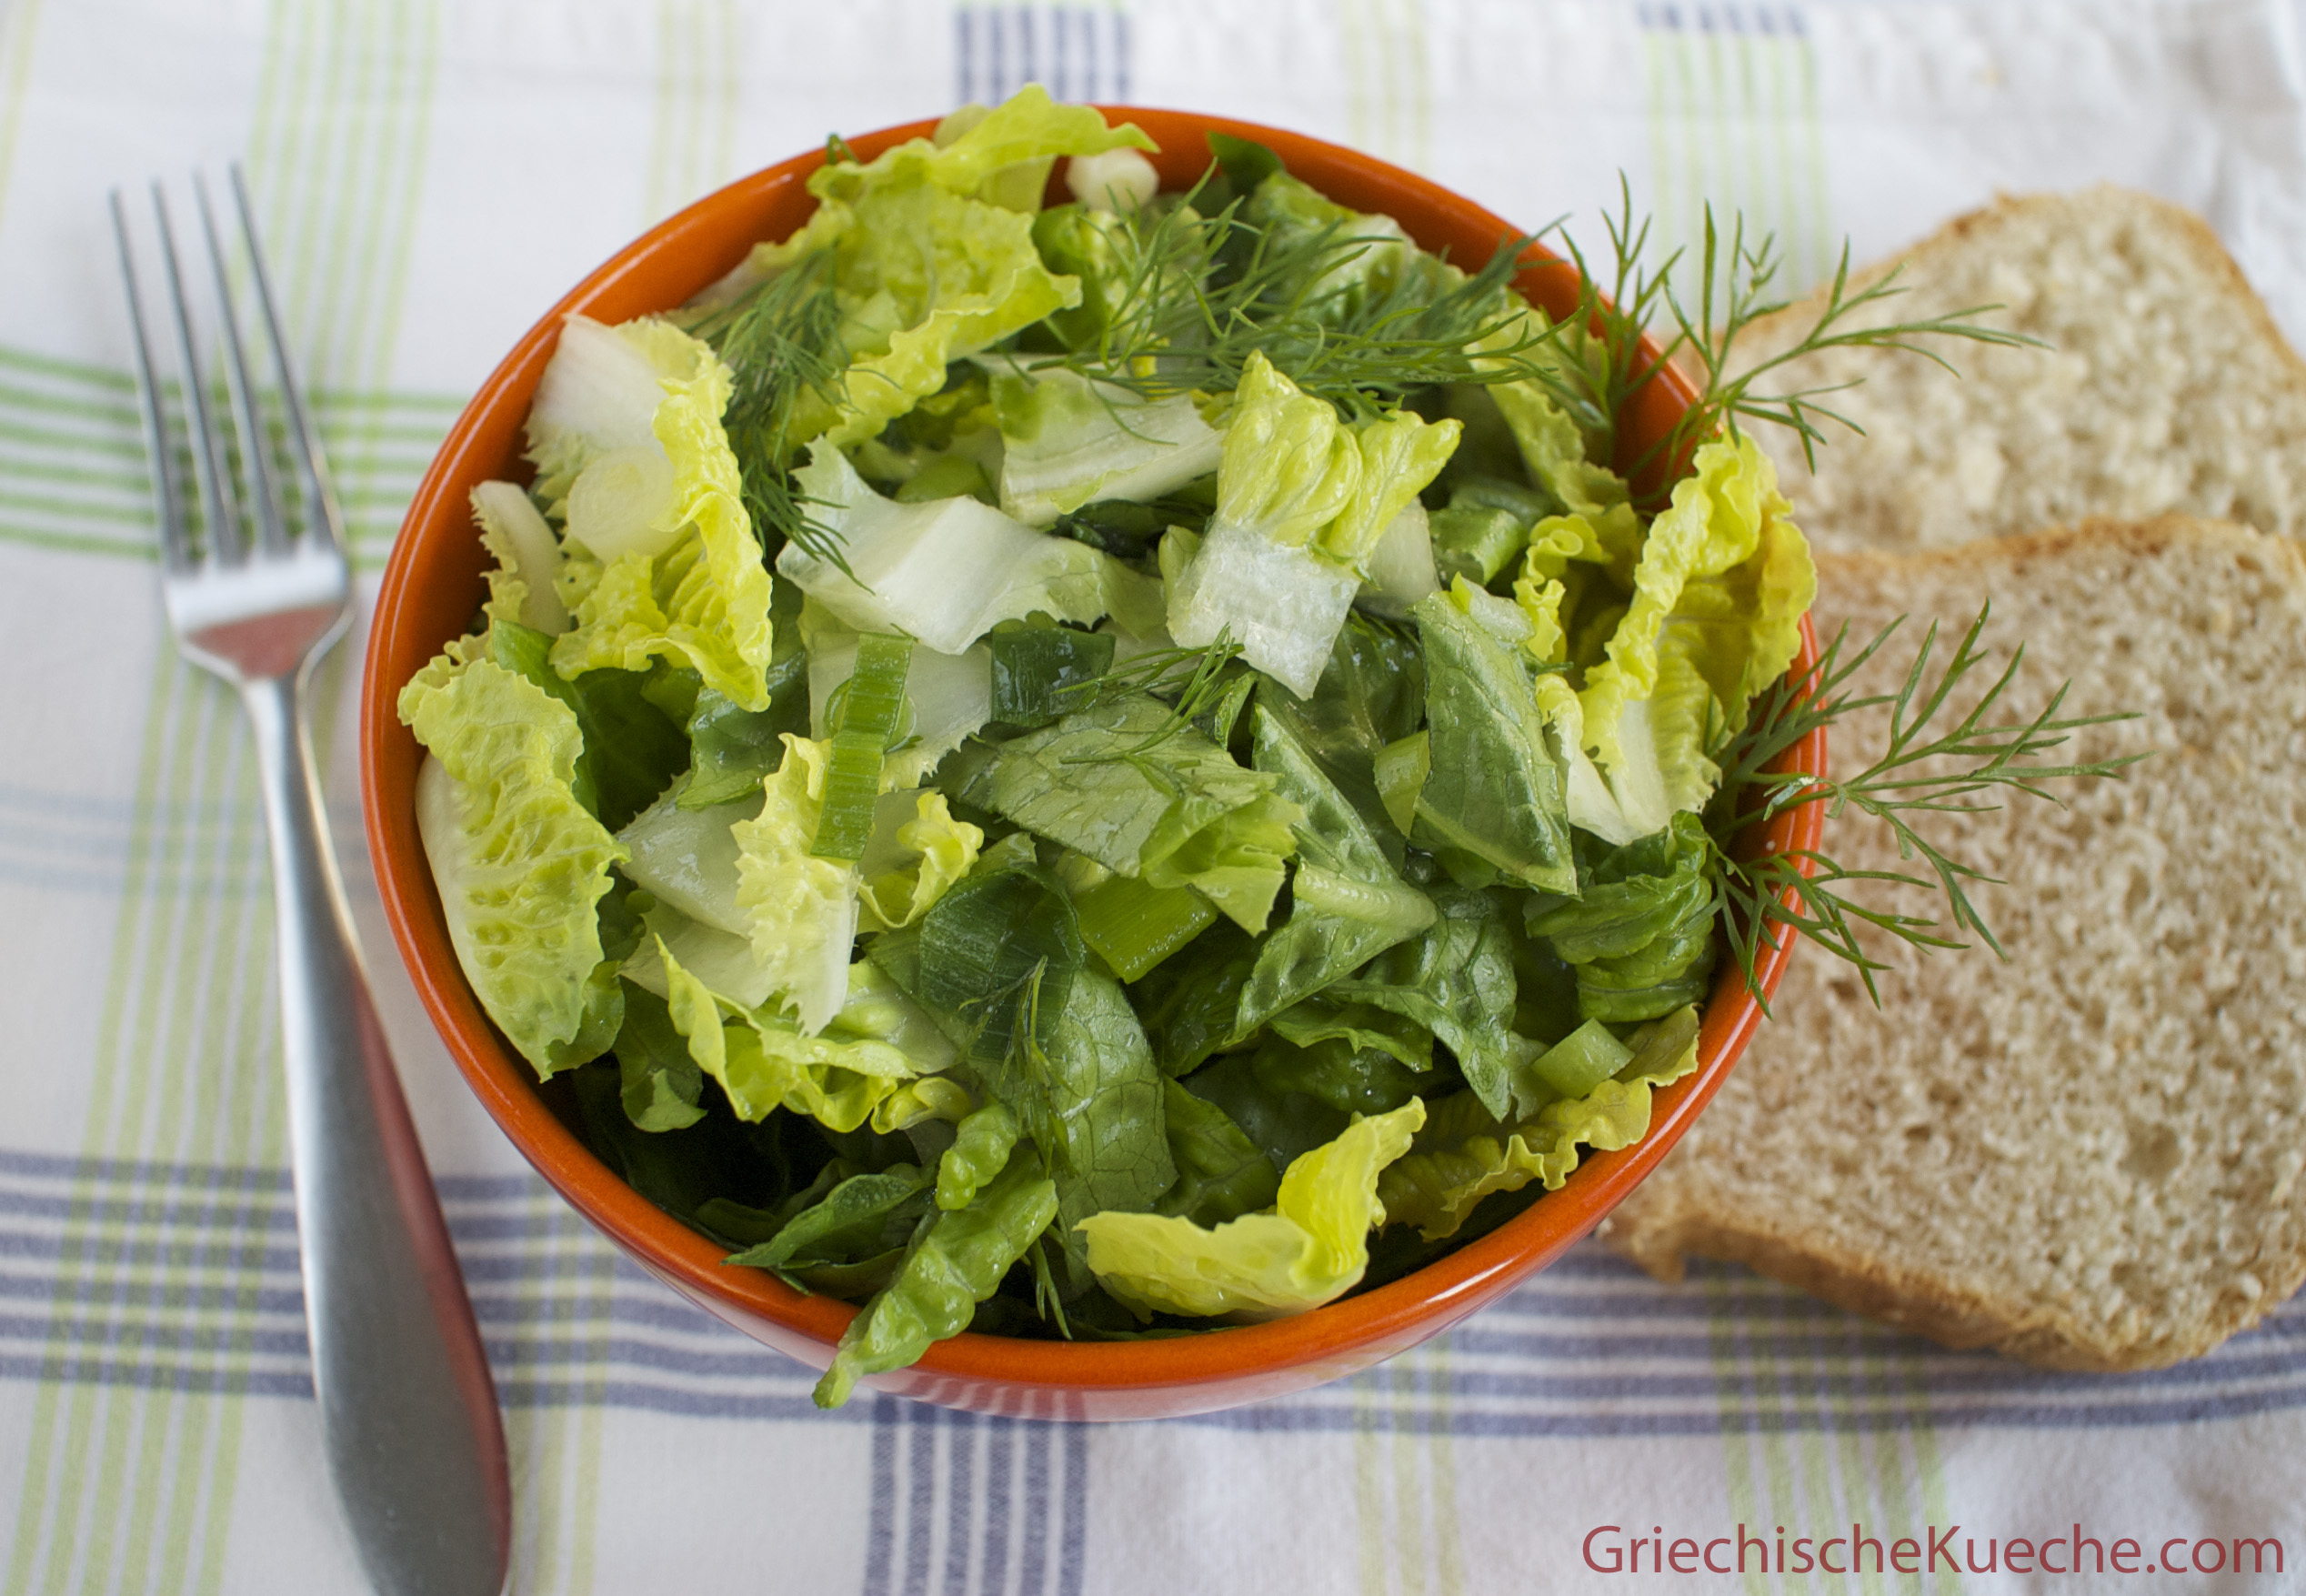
[241,669,511,1596]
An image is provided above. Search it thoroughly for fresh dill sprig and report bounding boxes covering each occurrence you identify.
[1060,181,1566,416]
[1703,604,2145,1009]
[1539,177,2040,485]
[687,249,852,570]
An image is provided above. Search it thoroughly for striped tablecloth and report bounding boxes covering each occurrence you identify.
[5,2,2303,1591]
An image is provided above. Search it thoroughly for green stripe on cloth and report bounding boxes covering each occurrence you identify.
[1338,0,1432,174]
[1350,1342,1466,1596]
[0,341,456,567]
[1707,1269,1969,1595]
[645,0,742,227]
[0,0,45,230]
[1642,7,1834,316]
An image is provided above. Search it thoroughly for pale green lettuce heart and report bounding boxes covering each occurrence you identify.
[1076,1098,1425,1320]
[401,654,627,1078]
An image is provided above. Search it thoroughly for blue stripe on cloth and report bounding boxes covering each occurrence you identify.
[864,1394,898,1596]
[905,1408,936,1596]
[1637,1,1808,36]
[1058,1423,1087,1596]
[2,1143,2302,1440]
[943,1410,975,1595]
[982,1415,1015,1596]
[953,6,1129,108]
[1019,1421,1050,1596]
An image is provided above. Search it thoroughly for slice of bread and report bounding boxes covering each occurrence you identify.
[1599,517,2306,1370]
[1725,186,2306,554]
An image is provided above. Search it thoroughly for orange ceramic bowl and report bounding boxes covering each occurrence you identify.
[362,108,1826,1421]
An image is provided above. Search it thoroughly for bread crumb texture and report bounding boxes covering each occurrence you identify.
[1735,187,2306,554]
[1601,518,2306,1370]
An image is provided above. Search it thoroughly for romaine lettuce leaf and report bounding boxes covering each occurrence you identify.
[1155,1080,1282,1227]
[1576,433,1812,784]
[657,937,918,1135]
[549,330,776,711]
[1168,353,1459,697]
[1324,884,1526,1119]
[936,1103,1020,1211]
[729,736,862,1033]
[1525,812,1719,1024]
[1240,173,1465,327]
[402,655,627,1078]
[743,95,1152,457]
[994,366,1223,527]
[609,982,707,1131]
[960,694,1302,933]
[1233,708,1435,1037]
[815,1147,1058,1408]
[1376,1006,1701,1240]
[1409,587,1577,894]
[780,443,1116,653]
[470,481,567,634]
[1477,309,1642,578]
[523,313,703,507]
[857,790,984,932]
[485,620,687,833]
[1077,1098,1425,1320]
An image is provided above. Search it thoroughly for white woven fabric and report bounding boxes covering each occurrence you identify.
[2,2,2301,1590]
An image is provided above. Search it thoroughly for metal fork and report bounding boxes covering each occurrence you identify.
[111,174,510,1596]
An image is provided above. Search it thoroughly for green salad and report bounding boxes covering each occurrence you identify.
[401,89,2033,1409]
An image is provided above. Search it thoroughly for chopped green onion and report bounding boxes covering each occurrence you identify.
[1073,874,1219,982]
[811,633,914,862]
[988,627,1117,728]
[1529,1018,1634,1099]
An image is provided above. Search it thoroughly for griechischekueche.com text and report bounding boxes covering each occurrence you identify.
[1580,1524,2285,1578]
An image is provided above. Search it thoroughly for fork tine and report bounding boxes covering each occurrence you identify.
[195,174,292,558]
[110,191,196,577]
[150,183,243,566]
[231,166,348,562]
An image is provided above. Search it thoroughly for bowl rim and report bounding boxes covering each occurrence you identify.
[361,105,1826,1404]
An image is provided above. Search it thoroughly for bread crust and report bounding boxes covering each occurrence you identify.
[1603,517,2306,1371]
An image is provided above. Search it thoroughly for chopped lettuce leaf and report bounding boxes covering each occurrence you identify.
[1233,708,1435,1038]
[936,1103,1021,1211]
[815,1147,1058,1408]
[615,788,756,934]
[549,327,776,711]
[657,937,919,1134]
[1155,1080,1282,1227]
[524,313,699,507]
[402,655,627,1077]
[470,481,568,634]
[1376,1006,1700,1240]
[729,736,862,1033]
[1549,434,1815,841]
[1324,884,1527,1119]
[1168,353,1458,697]
[1526,813,1719,1024]
[994,366,1223,527]
[1077,1099,1424,1320]
[858,789,984,932]
[1477,309,1642,579]
[961,694,1302,933]
[1410,587,1577,894]
[1355,500,1441,618]
[781,443,1114,653]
